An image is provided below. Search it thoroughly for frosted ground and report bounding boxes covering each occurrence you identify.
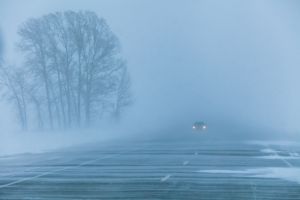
[1,135,300,199]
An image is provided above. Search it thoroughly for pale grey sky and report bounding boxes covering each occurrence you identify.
[1,0,300,137]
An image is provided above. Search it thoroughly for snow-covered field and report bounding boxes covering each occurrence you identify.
[0,130,121,156]
[1,139,300,199]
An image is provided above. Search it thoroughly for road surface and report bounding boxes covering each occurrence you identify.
[0,136,300,199]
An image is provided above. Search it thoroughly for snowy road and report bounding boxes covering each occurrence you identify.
[0,137,300,199]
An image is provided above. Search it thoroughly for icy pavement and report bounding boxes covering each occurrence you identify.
[0,138,300,199]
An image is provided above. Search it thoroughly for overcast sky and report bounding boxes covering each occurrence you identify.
[1,0,300,137]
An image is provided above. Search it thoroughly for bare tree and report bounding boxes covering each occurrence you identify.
[0,65,28,130]
[18,18,55,129]
[8,11,132,130]
[114,64,132,120]
[26,79,44,129]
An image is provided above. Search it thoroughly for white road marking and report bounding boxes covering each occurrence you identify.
[160,174,171,182]
[281,157,293,168]
[265,146,293,168]
[183,161,189,166]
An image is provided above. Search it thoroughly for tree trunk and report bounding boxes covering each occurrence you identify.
[77,54,82,127]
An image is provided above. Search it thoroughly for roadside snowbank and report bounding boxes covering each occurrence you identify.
[198,167,300,184]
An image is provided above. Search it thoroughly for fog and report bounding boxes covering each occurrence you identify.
[1,0,300,152]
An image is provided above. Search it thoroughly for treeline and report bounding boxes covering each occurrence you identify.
[0,11,132,130]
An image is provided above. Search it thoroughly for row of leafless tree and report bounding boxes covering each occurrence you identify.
[0,11,132,130]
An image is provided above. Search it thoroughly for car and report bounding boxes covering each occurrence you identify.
[192,121,207,131]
